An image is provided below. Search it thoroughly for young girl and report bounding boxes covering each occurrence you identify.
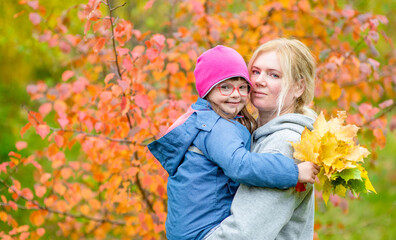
[148,45,319,240]
[205,39,318,240]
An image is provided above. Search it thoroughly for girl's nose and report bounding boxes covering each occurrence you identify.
[229,87,241,97]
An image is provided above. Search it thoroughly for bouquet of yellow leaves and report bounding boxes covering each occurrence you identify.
[291,111,376,205]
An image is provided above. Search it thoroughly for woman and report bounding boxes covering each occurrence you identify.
[205,38,317,240]
[148,45,319,240]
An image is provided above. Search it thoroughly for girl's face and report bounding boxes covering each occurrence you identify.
[206,78,250,117]
[250,51,296,115]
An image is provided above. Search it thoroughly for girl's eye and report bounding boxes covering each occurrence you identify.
[220,84,231,90]
[239,85,248,90]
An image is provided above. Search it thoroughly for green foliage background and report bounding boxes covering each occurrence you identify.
[0,0,395,239]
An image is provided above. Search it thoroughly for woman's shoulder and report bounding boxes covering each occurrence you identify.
[253,114,312,142]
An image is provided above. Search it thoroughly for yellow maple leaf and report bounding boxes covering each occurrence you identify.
[291,128,320,164]
[320,132,342,168]
[312,112,329,138]
[345,145,370,162]
[327,111,359,142]
[359,166,377,194]
[291,111,376,204]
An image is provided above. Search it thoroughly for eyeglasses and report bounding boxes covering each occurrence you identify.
[216,83,251,97]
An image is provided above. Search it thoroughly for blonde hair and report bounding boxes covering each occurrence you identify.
[248,38,316,118]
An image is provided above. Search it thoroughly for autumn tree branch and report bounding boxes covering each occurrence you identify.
[0,178,126,225]
[363,102,396,127]
[21,105,151,145]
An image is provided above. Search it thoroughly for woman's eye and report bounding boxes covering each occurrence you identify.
[252,70,260,75]
[269,72,280,79]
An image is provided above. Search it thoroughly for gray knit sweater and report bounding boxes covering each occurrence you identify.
[205,113,315,240]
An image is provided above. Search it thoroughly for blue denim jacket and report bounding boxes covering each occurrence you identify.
[148,98,298,240]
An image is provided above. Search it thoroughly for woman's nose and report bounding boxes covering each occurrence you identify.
[254,74,266,86]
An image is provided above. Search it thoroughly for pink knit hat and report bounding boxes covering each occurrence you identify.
[194,45,251,98]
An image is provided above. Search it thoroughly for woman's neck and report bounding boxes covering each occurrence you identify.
[257,111,276,126]
[257,104,295,127]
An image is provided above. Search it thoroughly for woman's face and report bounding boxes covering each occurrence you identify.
[206,78,250,117]
[250,51,296,115]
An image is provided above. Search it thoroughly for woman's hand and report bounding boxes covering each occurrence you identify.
[297,162,320,184]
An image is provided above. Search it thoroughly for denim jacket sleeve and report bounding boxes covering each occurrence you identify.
[198,119,298,189]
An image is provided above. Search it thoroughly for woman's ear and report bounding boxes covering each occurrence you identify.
[294,79,305,99]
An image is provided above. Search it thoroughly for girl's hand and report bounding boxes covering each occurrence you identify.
[297,162,320,184]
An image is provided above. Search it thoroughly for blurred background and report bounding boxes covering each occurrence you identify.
[0,0,395,239]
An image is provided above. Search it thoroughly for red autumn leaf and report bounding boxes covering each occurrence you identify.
[342,9,355,18]
[29,12,41,25]
[59,41,71,53]
[379,99,393,109]
[40,173,52,184]
[297,0,310,12]
[93,38,106,53]
[73,78,87,93]
[104,73,115,84]
[28,111,43,127]
[358,103,379,119]
[9,151,21,159]
[151,34,165,50]
[135,94,150,109]
[36,228,45,236]
[55,135,64,148]
[368,58,380,70]
[13,10,26,19]
[84,21,91,35]
[54,100,67,114]
[36,125,50,139]
[117,79,129,92]
[166,62,179,74]
[132,45,145,59]
[95,122,103,132]
[39,102,52,117]
[57,118,69,129]
[34,185,47,198]
[146,48,159,61]
[122,56,134,71]
[62,70,74,82]
[100,91,112,102]
[0,162,8,174]
[144,0,156,10]
[27,1,39,10]
[116,47,130,56]
[15,141,27,150]
[121,96,127,112]
[87,9,102,21]
[8,201,18,210]
[373,128,386,149]
[30,210,45,226]
[21,188,34,200]
[21,122,32,137]
[296,183,307,192]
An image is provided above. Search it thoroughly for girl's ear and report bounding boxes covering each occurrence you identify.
[294,79,305,99]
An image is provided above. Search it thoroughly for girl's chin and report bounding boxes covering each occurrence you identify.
[223,108,241,115]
